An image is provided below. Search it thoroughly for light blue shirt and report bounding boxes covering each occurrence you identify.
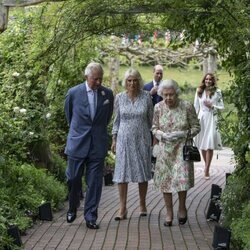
[86,83,97,120]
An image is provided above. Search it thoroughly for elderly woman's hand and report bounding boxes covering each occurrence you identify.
[154,130,164,141]
[162,133,177,142]
[162,131,187,142]
[111,137,116,154]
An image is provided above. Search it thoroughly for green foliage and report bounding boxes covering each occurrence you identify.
[221,167,250,248]
[49,153,67,182]
[221,170,250,226]
[104,150,116,175]
[0,158,67,214]
[231,203,250,250]
[0,158,66,249]
[226,69,250,167]
[104,151,115,166]
[0,8,53,163]
[187,58,200,70]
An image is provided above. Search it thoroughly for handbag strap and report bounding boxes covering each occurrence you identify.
[184,130,191,145]
[185,130,196,146]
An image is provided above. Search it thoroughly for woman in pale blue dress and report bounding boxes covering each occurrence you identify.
[111,68,153,220]
[194,73,224,179]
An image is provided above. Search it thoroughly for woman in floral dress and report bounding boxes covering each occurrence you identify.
[111,68,153,220]
[194,73,224,179]
[152,79,200,226]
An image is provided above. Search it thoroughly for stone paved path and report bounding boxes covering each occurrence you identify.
[22,148,234,250]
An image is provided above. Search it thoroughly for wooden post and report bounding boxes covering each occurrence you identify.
[203,46,217,74]
[0,4,9,33]
[109,57,119,93]
[203,56,208,75]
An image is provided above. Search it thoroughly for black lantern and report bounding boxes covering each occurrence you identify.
[212,225,231,250]
[104,173,114,186]
[206,199,221,222]
[210,184,222,200]
[38,202,53,221]
[7,225,22,247]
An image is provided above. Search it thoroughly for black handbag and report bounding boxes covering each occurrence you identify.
[183,131,201,162]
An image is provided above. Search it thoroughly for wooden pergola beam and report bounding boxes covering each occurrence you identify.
[2,0,64,7]
[0,0,65,32]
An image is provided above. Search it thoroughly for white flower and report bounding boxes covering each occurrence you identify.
[46,113,51,119]
[101,91,105,96]
[13,107,20,113]
[49,65,54,72]
[19,108,27,114]
[18,177,23,182]
[25,71,32,78]
[29,132,34,136]
[12,72,20,77]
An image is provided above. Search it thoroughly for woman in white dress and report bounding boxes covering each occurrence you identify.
[111,68,153,220]
[194,73,224,179]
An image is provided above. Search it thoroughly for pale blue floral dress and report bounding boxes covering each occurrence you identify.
[112,90,153,183]
[152,99,200,193]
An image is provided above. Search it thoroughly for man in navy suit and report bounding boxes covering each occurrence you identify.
[143,64,164,106]
[64,62,114,229]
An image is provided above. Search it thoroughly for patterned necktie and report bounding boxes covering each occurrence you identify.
[90,90,97,120]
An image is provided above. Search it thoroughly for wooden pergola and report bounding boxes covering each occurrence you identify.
[0,0,63,32]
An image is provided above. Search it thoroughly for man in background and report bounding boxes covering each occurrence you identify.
[143,64,164,106]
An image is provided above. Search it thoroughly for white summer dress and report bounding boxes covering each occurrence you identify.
[194,89,224,150]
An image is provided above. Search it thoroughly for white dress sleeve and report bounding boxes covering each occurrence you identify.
[212,89,224,110]
[194,91,200,115]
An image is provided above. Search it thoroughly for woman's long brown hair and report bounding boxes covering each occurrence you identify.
[197,73,217,98]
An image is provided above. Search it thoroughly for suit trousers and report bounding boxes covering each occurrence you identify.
[66,156,104,222]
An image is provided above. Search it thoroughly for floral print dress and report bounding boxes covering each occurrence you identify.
[152,99,200,193]
[112,90,153,183]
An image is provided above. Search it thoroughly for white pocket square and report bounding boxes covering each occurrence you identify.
[103,99,110,105]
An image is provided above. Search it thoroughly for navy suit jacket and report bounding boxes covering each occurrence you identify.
[64,82,114,159]
[143,81,163,106]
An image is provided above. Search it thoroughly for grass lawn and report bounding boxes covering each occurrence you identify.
[104,65,233,91]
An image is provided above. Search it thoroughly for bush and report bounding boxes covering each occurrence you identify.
[220,166,250,249]
[231,202,250,250]
[0,159,67,249]
[104,150,116,175]
[49,153,67,182]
